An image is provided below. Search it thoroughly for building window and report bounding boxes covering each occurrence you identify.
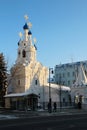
[72,71,75,77]
[24,43,26,46]
[63,73,65,78]
[35,79,38,85]
[63,81,65,85]
[18,80,20,85]
[18,50,20,56]
[22,50,26,58]
[67,72,70,77]
[68,80,70,86]
[58,73,61,78]
[73,80,75,84]
[63,98,65,103]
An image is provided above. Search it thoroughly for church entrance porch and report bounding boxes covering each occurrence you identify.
[5,94,38,111]
[26,94,38,111]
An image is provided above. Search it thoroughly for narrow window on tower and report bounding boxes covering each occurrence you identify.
[22,49,26,58]
[18,50,20,56]
[35,79,38,85]
[18,80,20,86]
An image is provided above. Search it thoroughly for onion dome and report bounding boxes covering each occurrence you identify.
[23,23,29,30]
[18,42,19,46]
[18,40,21,46]
[28,30,32,35]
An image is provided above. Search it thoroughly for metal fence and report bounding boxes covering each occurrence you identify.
[38,102,75,110]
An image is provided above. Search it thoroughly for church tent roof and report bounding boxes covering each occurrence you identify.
[72,64,87,87]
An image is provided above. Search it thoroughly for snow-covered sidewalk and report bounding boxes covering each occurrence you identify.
[0,114,18,120]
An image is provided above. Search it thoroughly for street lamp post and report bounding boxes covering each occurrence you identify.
[49,68,53,113]
[59,76,62,111]
[43,78,45,110]
[56,79,61,112]
[59,83,61,111]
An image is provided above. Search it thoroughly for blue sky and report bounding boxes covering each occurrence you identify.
[0,0,87,69]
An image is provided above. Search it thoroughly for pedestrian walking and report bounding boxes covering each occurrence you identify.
[47,102,51,113]
[53,102,57,112]
[78,101,81,109]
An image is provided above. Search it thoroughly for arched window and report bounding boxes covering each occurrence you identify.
[22,50,26,58]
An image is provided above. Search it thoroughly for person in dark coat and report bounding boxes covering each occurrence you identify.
[78,101,82,109]
[53,102,57,112]
[47,102,52,113]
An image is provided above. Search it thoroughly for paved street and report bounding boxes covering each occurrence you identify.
[0,113,87,130]
[0,109,87,129]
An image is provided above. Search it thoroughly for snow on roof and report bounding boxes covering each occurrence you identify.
[4,92,28,98]
[46,83,71,91]
[4,88,39,98]
[5,83,70,98]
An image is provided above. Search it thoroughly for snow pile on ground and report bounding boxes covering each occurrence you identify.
[0,114,18,120]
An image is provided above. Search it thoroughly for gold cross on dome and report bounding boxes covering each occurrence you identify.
[24,15,29,21]
[19,32,23,38]
[33,37,37,43]
[28,22,32,29]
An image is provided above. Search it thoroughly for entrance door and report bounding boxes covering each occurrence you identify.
[28,94,38,110]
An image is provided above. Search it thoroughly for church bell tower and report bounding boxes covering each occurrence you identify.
[16,15,37,65]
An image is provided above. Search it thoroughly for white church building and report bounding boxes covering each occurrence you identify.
[71,64,87,108]
[5,16,70,110]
